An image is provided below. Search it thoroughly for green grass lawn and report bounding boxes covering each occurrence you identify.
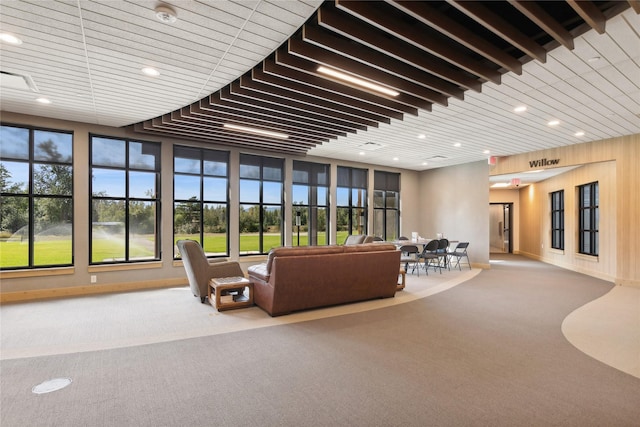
[1,231,354,267]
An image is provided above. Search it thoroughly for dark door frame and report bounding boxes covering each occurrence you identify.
[490,202,513,254]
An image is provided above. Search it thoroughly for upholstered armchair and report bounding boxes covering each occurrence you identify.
[176,240,245,303]
[343,234,367,245]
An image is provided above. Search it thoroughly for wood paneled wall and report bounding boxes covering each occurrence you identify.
[491,134,640,287]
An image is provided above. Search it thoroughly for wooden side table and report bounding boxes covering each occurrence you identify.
[209,276,253,311]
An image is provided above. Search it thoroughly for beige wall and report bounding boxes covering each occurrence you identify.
[491,134,640,287]
[0,112,422,300]
[418,161,491,269]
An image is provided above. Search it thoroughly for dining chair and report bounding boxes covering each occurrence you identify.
[436,238,450,270]
[399,244,420,276]
[448,242,471,270]
[421,239,441,275]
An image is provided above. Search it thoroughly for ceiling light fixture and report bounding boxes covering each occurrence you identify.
[223,123,288,139]
[453,142,461,147]
[317,66,399,97]
[418,134,426,139]
[141,67,160,77]
[514,105,527,113]
[36,97,51,104]
[548,120,560,126]
[0,33,23,45]
[491,183,510,188]
[574,131,585,137]
[155,5,177,23]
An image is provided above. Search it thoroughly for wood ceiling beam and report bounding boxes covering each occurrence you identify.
[252,65,407,120]
[507,0,574,50]
[299,24,461,102]
[317,5,482,92]
[217,86,361,134]
[446,0,547,63]
[334,0,502,84]
[228,81,373,130]
[388,0,523,74]
[240,73,392,124]
[273,47,435,110]
[137,120,312,155]
[153,115,321,148]
[566,0,607,34]
[158,113,323,147]
[629,0,640,14]
[196,93,348,139]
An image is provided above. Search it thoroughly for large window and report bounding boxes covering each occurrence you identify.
[578,182,598,256]
[373,171,400,241]
[0,125,73,269]
[337,166,367,243]
[174,146,229,258]
[292,161,330,246]
[239,154,283,255]
[550,190,564,250]
[90,135,160,264]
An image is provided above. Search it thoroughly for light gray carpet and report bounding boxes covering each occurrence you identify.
[2,255,639,426]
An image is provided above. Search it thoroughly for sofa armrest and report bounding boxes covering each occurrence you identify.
[247,263,269,282]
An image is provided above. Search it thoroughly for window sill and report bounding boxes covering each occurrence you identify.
[576,253,599,263]
[0,267,75,279]
[88,261,163,273]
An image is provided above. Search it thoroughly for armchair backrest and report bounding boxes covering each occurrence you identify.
[176,240,243,298]
[343,234,366,245]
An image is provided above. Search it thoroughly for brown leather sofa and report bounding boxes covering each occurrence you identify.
[247,243,400,316]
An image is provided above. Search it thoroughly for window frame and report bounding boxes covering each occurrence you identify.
[578,181,598,256]
[89,134,161,265]
[173,146,230,259]
[292,160,330,246]
[373,171,400,241]
[239,154,284,255]
[0,124,74,270]
[336,166,368,240]
[550,190,564,250]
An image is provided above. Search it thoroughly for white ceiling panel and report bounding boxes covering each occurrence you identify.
[0,1,638,171]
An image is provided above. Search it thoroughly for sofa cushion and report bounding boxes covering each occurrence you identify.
[266,245,344,273]
[342,243,398,253]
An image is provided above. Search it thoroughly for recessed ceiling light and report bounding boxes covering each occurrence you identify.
[587,56,601,63]
[155,5,177,23]
[483,149,490,154]
[491,183,510,188]
[359,151,365,156]
[547,120,560,126]
[141,67,160,77]
[574,131,585,137]
[393,157,399,161]
[418,134,426,139]
[223,123,288,139]
[453,142,461,148]
[422,162,428,166]
[0,33,22,45]
[36,97,51,104]
[514,105,527,113]
[317,66,399,97]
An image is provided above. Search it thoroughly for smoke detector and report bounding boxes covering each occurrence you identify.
[155,5,177,23]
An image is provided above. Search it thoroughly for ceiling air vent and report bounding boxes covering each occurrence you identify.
[425,155,448,161]
[358,141,385,151]
[0,71,39,92]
